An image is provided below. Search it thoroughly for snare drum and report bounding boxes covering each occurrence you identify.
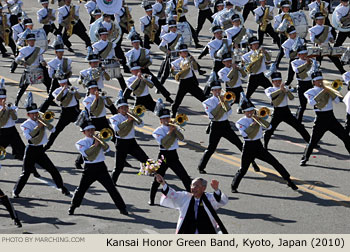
[320,46,332,56]
[25,68,44,84]
[102,59,121,79]
[307,47,321,57]
[331,47,347,57]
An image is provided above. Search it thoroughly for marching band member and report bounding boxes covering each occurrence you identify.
[282,26,303,86]
[12,96,70,198]
[152,0,167,44]
[37,0,59,36]
[57,0,91,53]
[92,27,128,93]
[149,105,192,205]
[273,0,291,68]
[308,0,336,39]
[334,0,350,47]
[90,8,101,23]
[39,36,72,113]
[194,0,213,37]
[198,77,261,174]
[242,36,272,99]
[300,71,350,166]
[84,0,97,24]
[309,12,346,74]
[0,4,16,57]
[171,43,206,117]
[291,45,313,123]
[231,96,298,193]
[225,14,246,48]
[14,33,51,107]
[2,0,23,26]
[70,117,128,216]
[43,78,81,151]
[342,72,350,134]
[109,96,149,185]
[99,13,129,74]
[263,72,310,149]
[207,25,232,90]
[0,80,25,160]
[254,0,280,47]
[167,0,203,48]
[0,187,22,227]
[124,61,156,112]
[126,33,173,103]
[140,3,160,49]
[156,174,228,234]
[79,53,107,91]
[218,52,246,113]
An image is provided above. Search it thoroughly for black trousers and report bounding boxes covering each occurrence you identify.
[0,35,16,55]
[71,161,127,211]
[150,149,191,202]
[263,106,310,148]
[0,189,18,220]
[45,105,81,149]
[43,23,59,36]
[243,2,257,21]
[302,110,350,161]
[315,55,345,75]
[258,23,280,48]
[15,66,52,106]
[178,16,200,45]
[198,120,243,170]
[171,76,206,116]
[135,94,156,112]
[141,67,171,99]
[59,20,91,49]
[285,58,296,86]
[295,80,313,123]
[345,113,350,134]
[0,126,25,158]
[143,33,161,49]
[231,139,291,190]
[335,31,350,47]
[114,46,127,68]
[275,34,288,67]
[246,72,272,99]
[13,145,65,195]
[196,9,213,36]
[39,78,60,113]
[112,138,149,184]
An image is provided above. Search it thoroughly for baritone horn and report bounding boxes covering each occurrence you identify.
[133,105,146,117]
[0,146,6,160]
[39,111,55,123]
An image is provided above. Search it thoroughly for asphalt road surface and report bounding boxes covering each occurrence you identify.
[0,0,349,234]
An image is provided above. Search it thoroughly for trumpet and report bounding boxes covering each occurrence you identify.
[0,146,6,160]
[132,105,146,117]
[39,111,55,123]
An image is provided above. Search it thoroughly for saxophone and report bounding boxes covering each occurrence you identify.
[174,56,195,81]
[125,5,134,33]
[150,16,157,43]
[41,8,55,25]
[66,5,76,37]
[1,13,10,46]
[245,49,264,74]
[260,7,270,32]
[176,0,184,22]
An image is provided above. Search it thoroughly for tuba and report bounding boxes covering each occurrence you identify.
[0,146,6,160]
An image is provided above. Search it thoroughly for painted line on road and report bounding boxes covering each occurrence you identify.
[2,75,350,207]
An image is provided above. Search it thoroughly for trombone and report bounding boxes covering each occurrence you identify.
[252,107,271,128]
[126,111,143,124]
[132,105,146,117]
[219,91,236,112]
[38,111,55,127]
